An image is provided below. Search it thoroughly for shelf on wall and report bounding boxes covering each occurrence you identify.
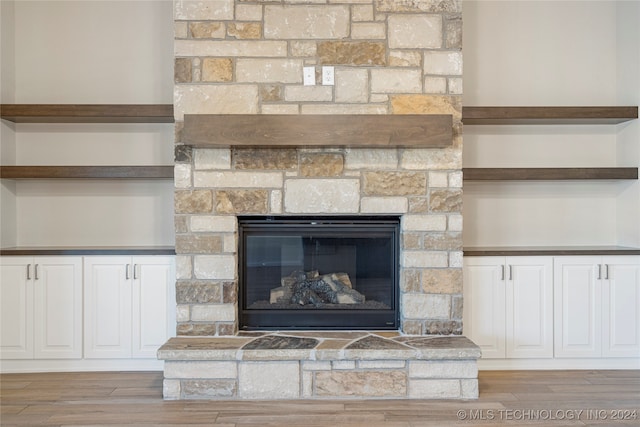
[182,114,453,148]
[0,246,176,256]
[463,167,638,181]
[462,106,638,125]
[464,246,640,256]
[0,104,174,123]
[0,166,174,179]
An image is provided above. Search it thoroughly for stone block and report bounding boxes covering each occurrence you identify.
[176,281,222,304]
[402,233,422,251]
[233,148,297,170]
[429,189,462,213]
[270,190,283,213]
[194,255,236,280]
[423,232,462,251]
[238,362,300,399]
[388,15,442,49]
[176,305,190,323]
[351,23,386,40]
[401,148,462,170]
[332,360,356,370]
[290,41,317,57]
[302,104,388,115]
[175,190,213,214]
[174,40,287,58]
[195,171,283,188]
[424,320,462,335]
[449,77,463,95]
[218,323,236,336]
[449,171,463,188]
[402,215,447,232]
[429,171,449,188]
[174,21,188,39]
[358,360,406,369]
[236,4,262,21]
[165,361,237,379]
[421,268,462,294]
[390,95,462,120]
[262,104,300,114]
[449,251,463,268]
[222,282,237,304]
[190,216,236,233]
[175,144,192,163]
[361,197,408,214]
[363,172,426,196]
[191,304,236,322]
[352,4,374,21]
[402,251,449,268]
[402,293,451,319]
[189,22,225,39]
[300,153,344,177]
[284,86,333,102]
[408,361,477,379]
[194,148,231,170]
[371,69,422,94]
[345,148,398,170]
[451,294,463,320]
[163,379,181,400]
[389,51,422,67]
[402,320,423,335]
[424,51,463,76]
[315,371,407,397]
[175,216,188,234]
[202,58,233,82]
[376,0,462,13]
[175,235,223,254]
[259,85,283,102]
[335,68,369,103]
[174,164,191,188]
[401,269,421,292]
[461,379,479,398]
[174,0,233,20]
[174,85,258,120]
[176,255,192,280]
[302,361,332,371]
[448,214,463,232]
[227,23,261,40]
[318,41,386,66]
[424,77,447,94]
[176,323,217,336]
[284,179,360,213]
[181,379,237,399]
[445,16,463,49]
[264,5,349,39]
[236,59,303,84]
[175,58,192,83]
[408,379,460,399]
[216,190,269,214]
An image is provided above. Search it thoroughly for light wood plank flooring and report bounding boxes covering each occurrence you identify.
[1,370,638,426]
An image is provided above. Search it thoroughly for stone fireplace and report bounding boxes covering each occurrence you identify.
[160,0,478,400]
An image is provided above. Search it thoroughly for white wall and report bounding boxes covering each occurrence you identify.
[463,0,638,248]
[1,1,175,248]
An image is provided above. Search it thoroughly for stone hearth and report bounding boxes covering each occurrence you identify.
[159,332,480,400]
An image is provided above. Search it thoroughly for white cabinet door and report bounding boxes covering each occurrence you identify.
[463,257,506,359]
[554,257,602,358]
[33,257,83,359]
[506,257,553,358]
[0,258,33,359]
[602,256,640,357]
[84,257,132,359]
[132,256,175,358]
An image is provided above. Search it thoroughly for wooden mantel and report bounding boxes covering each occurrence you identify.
[182,114,453,148]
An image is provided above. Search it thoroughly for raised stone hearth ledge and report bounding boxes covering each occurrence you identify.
[158,332,480,400]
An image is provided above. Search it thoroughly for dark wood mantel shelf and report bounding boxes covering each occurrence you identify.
[0,104,174,123]
[182,114,453,148]
[463,167,638,181]
[462,106,638,125]
[0,166,174,179]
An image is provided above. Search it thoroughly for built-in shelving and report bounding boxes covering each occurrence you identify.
[464,246,640,256]
[463,167,638,181]
[462,106,638,125]
[0,246,176,256]
[1,166,174,180]
[0,104,174,123]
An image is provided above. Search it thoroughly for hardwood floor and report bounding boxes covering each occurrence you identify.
[1,370,638,426]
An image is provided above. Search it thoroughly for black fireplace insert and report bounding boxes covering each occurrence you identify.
[238,216,400,330]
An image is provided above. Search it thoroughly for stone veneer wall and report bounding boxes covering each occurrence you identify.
[173,0,463,336]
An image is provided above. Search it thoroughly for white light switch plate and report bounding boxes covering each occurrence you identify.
[322,66,334,85]
[303,67,315,86]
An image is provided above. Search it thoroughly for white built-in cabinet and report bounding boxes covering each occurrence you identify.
[0,256,82,359]
[465,255,640,365]
[554,256,640,358]
[463,256,553,359]
[84,256,175,359]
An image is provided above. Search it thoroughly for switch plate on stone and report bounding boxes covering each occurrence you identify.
[303,67,315,86]
[322,66,334,85]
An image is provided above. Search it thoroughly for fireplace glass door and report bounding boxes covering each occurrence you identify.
[238,216,400,330]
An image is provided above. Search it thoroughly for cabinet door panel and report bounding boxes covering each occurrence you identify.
[33,257,83,359]
[554,257,602,358]
[602,257,640,357]
[464,258,506,359]
[0,258,33,359]
[507,257,553,358]
[132,257,175,358]
[84,257,132,358]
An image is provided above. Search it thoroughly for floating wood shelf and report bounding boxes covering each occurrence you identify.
[0,104,174,123]
[183,114,453,148]
[463,167,638,181]
[0,246,176,256]
[462,106,638,125]
[464,246,640,256]
[0,166,174,179]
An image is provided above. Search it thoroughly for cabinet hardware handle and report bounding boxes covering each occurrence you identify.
[508,265,513,281]
[597,264,602,280]
[26,264,31,280]
[126,264,131,280]
[501,265,505,281]
[133,264,138,280]
[605,264,610,280]
[34,264,38,280]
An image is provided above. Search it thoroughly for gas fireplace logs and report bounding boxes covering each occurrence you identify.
[270,270,365,306]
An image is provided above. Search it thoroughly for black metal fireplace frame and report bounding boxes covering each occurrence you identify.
[238,216,400,330]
